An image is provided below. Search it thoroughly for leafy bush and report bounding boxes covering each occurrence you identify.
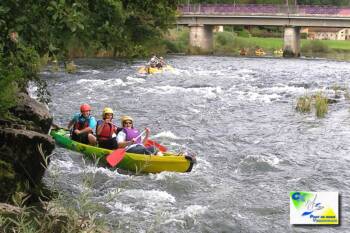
[163,29,188,53]
[237,30,251,38]
[215,31,235,46]
[301,40,330,53]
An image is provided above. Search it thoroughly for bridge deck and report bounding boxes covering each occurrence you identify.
[178,4,350,17]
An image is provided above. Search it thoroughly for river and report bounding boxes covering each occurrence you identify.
[41,56,350,232]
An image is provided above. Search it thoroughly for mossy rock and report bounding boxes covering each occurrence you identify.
[0,159,16,202]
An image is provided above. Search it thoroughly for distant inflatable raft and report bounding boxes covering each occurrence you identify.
[138,65,174,75]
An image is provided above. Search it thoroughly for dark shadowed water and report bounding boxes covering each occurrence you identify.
[40,56,350,232]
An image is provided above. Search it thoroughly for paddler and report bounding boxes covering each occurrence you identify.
[117,115,159,155]
[96,107,120,149]
[68,104,97,145]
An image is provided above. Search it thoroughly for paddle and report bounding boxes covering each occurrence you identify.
[144,139,167,152]
[51,123,70,131]
[106,130,145,167]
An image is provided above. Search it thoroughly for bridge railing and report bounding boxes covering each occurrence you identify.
[178,4,350,16]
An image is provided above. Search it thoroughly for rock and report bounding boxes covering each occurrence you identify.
[9,93,52,134]
[327,98,338,104]
[0,127,55,202]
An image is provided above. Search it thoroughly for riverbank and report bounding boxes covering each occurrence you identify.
[163,28,350,60]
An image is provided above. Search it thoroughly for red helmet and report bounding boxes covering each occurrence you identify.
[80,104,91,112]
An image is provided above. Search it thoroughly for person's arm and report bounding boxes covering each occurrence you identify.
[117,131,130,148]
[81,116,97,134]
[78,127,93,134]
[142,128,150,144]
[96,120,104,136]
[117,130,137,148]
[75,116,96,135]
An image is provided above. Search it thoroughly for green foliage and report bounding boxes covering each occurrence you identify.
[296,95,312,113]
[250,27,283,38]
[314,92,328,118]
[237,30,251,38]
[0,0,177,116]
[301,40,330,53]
[177,0,350,5]
[65,61,77,74]
[163,28,189,53]
[215,31,235,46]
[1,158,111,233]
[295,93,329,118]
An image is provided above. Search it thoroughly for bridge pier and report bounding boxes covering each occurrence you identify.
[189,25,213,54]
[283,26,300,57]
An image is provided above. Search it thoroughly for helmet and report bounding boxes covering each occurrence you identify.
[121,115,133,125]
[80,104,91,112]
[102,107,114,118]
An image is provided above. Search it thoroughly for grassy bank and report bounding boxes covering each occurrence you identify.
[164,28,350,57]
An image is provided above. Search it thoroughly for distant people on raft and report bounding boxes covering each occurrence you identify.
[96,107,120,150]
[68,104,97,146]
[148,55,159,68]
[117,115,158,155]
[147,55,166,69]
[156,56,166,69]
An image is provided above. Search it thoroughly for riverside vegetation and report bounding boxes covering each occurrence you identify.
[163,27,350,58]
[295,84,350,118]
[0,1,178,232]
[2,1,350,231]
[296,92,329,118]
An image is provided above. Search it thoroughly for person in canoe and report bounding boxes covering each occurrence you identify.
[96,107,120,150]
[117,115,158,155]
[149,55,159,68]
[156,56,166,69]
[68,104,97,146]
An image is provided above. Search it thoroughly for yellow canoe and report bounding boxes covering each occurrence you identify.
[274,49,283,55]
[255,49,266,56]
[50,129,195,173]
[138,65,174,75]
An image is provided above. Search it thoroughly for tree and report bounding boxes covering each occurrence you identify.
[0,0,177,117]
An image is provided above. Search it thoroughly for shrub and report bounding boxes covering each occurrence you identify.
[314,92,328,118]
[301,40,330,53]
[216,31,235,46]
[237,30,251,38]
[296,95,312,113]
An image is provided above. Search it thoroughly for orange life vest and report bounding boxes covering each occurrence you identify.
[97,122,117,141]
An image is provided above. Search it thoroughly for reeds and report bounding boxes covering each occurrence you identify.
[296,92,328,118]
[296,95,312,113]
[65,61,77,73]
[1,150,110,233]
[314,92,328,118]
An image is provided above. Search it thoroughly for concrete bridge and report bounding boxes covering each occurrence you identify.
[177,4,350,57]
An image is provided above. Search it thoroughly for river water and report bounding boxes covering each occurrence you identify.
[41,56,350,232]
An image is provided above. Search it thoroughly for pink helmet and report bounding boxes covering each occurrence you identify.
[80,104,91,112]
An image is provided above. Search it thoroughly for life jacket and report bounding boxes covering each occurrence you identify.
[97,121,118,141]
[123,128,142,144]
[73,115,91,130]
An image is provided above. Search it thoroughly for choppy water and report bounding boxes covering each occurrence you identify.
[41,56,350,232]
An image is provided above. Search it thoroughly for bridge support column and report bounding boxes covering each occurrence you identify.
[189,24,213,54]
[283,26,300,57]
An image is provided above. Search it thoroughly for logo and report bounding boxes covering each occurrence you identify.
[290,192,339,225]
